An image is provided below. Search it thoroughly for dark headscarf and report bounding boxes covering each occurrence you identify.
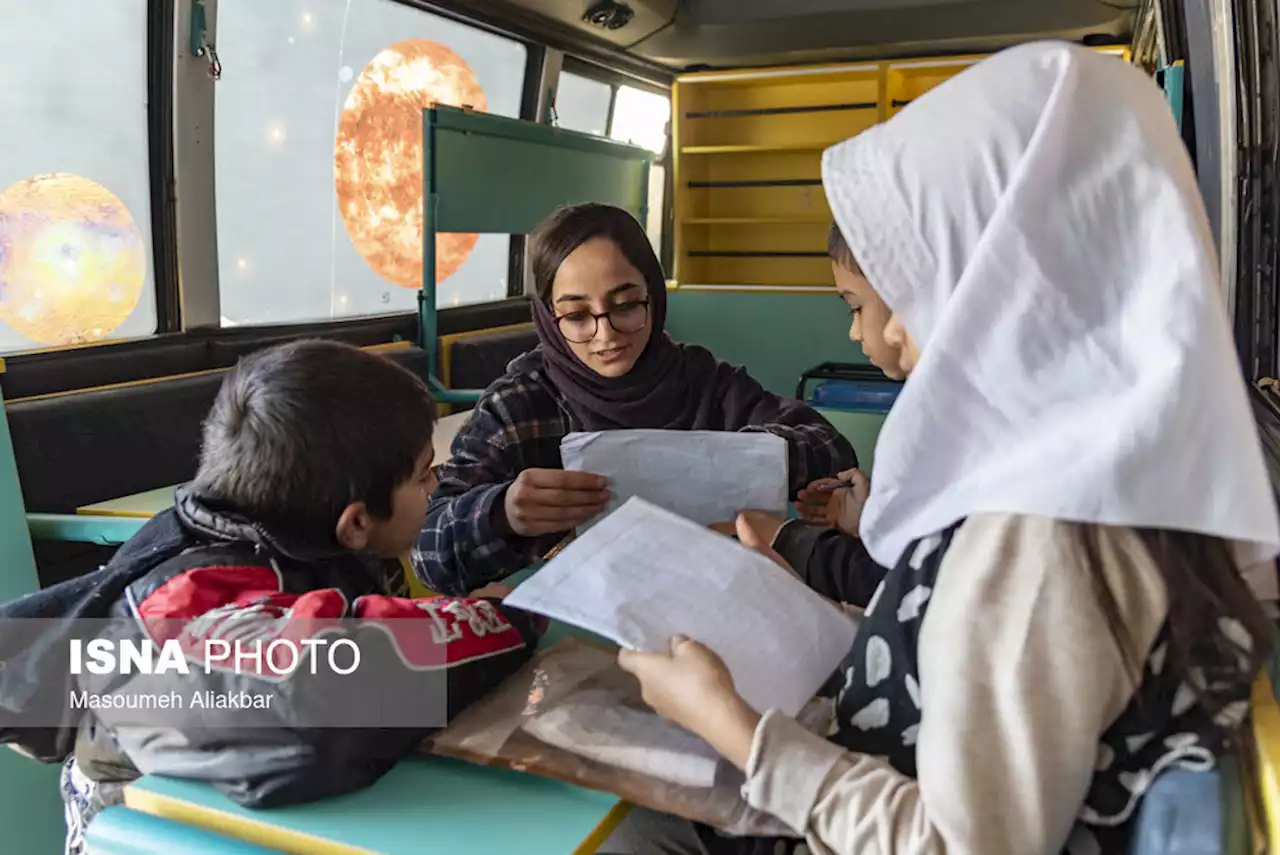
[529,204,788,432]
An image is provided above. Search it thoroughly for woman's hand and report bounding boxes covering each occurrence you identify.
[795,468,871,536]
[499,469,610,537]
[618,635,760,769]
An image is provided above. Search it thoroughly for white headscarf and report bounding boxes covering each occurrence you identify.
[823,41,1280,572]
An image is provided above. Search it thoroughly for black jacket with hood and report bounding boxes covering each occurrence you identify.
[0,488,540,808]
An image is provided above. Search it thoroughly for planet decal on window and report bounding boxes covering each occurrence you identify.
[0,173,146,346]
[334,39,487,290]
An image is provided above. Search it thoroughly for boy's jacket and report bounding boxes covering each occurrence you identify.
[0,487,539,807]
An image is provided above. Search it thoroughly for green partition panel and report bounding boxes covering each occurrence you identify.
[0,384,69,854]
[665,289,864,397]
[421,106,652,404]
[427,109,649,234]
[665,290,887,466]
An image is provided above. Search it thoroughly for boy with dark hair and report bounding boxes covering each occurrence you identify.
[0,340,541,855]
[190,338,441,555]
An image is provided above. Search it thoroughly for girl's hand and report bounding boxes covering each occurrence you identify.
[710,511,785,548]
[618,635,760,768]
[795,468,871,536]
[734,512,796,576]
[734,510,784,547]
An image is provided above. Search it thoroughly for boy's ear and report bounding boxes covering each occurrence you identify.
[335,502,374,551]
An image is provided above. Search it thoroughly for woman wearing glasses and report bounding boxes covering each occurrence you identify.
[413,202,854,594]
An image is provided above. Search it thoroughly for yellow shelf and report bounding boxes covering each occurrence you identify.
[672,48,1128,286]
[682,217,829,225]
[677,64,880,88]
[681,143,832,155]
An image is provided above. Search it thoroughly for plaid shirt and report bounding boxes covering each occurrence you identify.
[412,350,856,594]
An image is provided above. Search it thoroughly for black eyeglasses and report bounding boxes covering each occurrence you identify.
[554,300,650,344]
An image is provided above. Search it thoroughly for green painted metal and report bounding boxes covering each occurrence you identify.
[664,289,866,397]
[27,513,146,546]
[665,290,883,466]
[0,390,39,608]
[431,136,648,234]
[188,0,208,57]
[419,105,651,391]
[431,104,652,162]
[0,385,71,854]
[1157,62,1186,133]
[428,376,482,407]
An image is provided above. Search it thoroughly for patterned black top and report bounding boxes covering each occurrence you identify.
[700,518,1249,855]
[413,349,856,595]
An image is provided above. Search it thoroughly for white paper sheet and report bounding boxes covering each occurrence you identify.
[503,497,858,717]
[559,429,788,528]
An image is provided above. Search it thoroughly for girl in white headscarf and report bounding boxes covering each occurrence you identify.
[617,41,1280,855]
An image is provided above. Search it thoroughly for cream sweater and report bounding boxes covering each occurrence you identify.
[740,514,1240,855]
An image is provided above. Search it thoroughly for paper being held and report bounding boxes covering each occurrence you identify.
[503,497,857,717]
[522,689,720,788]
[559,429,788,527]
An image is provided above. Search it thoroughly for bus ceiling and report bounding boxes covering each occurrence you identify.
[439,0,1132,73]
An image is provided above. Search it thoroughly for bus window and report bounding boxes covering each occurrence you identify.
[555,72,613,137]
[0,0,158,352]
[214,0,528,326]
[610,86,670,252]
[610,86,670,156]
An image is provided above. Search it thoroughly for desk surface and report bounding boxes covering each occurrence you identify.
[76,410,475,519]
[124,612,625,855]
[125,756,626,855]
[94,408,628,853]
[124,622,625,854]
[77,485,175,519]
[87,806,283,854]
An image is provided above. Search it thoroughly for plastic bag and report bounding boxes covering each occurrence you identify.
[421,636,833,838]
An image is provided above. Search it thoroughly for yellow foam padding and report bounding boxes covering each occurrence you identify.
[399,556,435,598]
[10,365,232,404]
[574,801,632,855]
[1251,670,1280,848]
[438,322,535,389]
[124,786,373,855]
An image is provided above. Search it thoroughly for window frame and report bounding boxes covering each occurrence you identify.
[210,0,537,325]
[561,55,672,101]
[557,56,675,271]
[148,0,181,335]
[2,0,673,395]
[0,0,176,354]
